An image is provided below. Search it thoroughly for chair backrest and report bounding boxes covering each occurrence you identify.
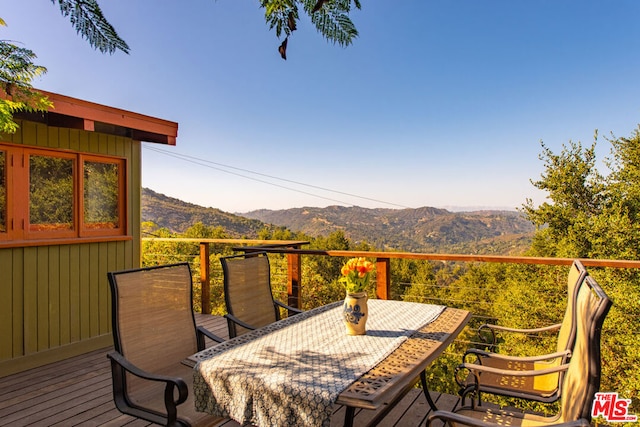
[221,252,279,337]
[555,260,588,353]
[558,275,612,423]
[109,263,199,374]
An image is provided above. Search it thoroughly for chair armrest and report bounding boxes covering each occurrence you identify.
[455,360,569,390]
[196,326,225,350]
[224,313,257,331]
[107,350,188,425]
[458,361,569,377]
[463,348,570,364]
[274,300,303,315]
[478,322,561,345]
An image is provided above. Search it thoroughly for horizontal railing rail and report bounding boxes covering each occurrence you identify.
[143,238,308,313]
[142,237,640,312]
[237,246,640,309]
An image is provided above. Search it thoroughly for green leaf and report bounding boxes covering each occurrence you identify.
[0,41,52,133]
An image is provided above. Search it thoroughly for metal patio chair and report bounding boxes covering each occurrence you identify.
[107,262,226,427]
[221,251,302,338]
[457,260,588,405]
[429,275,612,427]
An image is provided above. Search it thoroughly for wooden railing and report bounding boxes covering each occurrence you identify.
[143,238,309,313]
[142,238,640,313]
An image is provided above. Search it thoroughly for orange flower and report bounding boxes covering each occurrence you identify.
[339,257,375,293]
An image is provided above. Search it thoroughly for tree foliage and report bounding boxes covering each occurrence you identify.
[605,127,640,229]
[512,130,640,413]
[1,0,128,134]
[52,0,129,54]
[1,0,361,134]
[261,0,361,59]
[401,128,640,412]
[522,139,605,257]
[0,18,52,134]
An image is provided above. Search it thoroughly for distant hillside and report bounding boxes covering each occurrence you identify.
[142,188,266,237]
[243,205,535,252]
[142,188,534,253]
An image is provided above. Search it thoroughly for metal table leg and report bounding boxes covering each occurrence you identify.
[420,371,438,411]
[344,406,355,427]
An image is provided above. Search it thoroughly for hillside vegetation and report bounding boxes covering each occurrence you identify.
[245,205,534,253]
[142,187,533,253]
[142,188,265,237]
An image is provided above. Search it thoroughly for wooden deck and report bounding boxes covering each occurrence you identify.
[0,314,464,427]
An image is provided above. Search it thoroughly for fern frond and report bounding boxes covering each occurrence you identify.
[303,0,359,46]
[309,8,358,46]
[305,0,361,15]
[52,0,129,54]
[0,42,48,86]
[0,41,52,133]
[261,0,298,38]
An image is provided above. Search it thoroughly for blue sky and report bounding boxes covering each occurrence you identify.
[3,1,640,212]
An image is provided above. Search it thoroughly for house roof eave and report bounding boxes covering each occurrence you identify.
[12,89,179,145]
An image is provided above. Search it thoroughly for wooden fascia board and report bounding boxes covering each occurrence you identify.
[38,90,178,145]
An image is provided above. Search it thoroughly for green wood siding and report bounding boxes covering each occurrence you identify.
[0,120,142,377]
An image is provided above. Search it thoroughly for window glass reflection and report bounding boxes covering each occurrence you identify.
[84,161,119,229]
[29,155,74,231]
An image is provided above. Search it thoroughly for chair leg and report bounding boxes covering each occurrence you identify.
[459,384,482,408]
[459,384,473,406]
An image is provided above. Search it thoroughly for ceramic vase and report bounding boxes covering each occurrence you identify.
[343,292,368,335]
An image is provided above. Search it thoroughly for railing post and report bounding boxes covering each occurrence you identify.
[287,251,302,311]
[200,242,211,314]
[376,257,390,300]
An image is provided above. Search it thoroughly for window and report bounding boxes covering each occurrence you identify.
[28,152,76,236]
[0,143,127,243]
[81,156,126,236]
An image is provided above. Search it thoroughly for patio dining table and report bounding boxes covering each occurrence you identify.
[189,299,470,427]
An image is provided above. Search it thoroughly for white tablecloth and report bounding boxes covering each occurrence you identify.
[193,299,444,427]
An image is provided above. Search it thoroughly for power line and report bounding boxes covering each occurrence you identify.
[144,146,353,205]
[143,145,413,209]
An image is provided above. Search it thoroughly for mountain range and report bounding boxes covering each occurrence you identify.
[142,188,535,253]
[141,188,266,237]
